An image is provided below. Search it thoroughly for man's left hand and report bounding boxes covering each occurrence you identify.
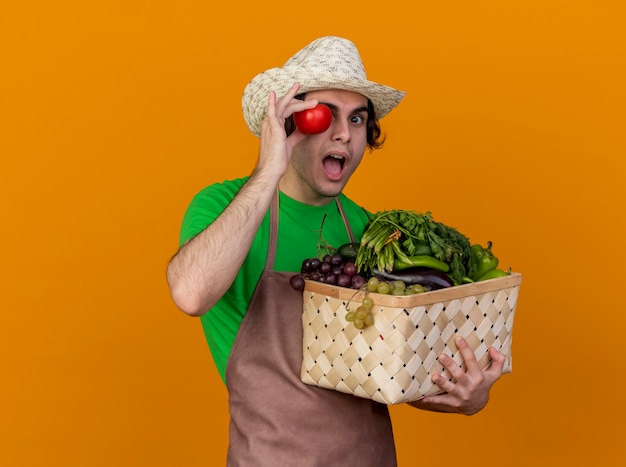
[408,336,506,415]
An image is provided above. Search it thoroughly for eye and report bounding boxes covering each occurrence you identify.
[350,114,365,125]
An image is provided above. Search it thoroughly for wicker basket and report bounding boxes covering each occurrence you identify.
[300,272,522,405]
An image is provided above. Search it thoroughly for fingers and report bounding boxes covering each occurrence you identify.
[455,336,479,373]
[485,345,506,377]
[272,83,318,119]
[263,84,301,132]
[265,90,278,120]
[283,82,301,101]
[271,83,299,117]
[431,368,456,394]
[423,339,506,415]
[434,337,474,384]
[432,339,505,392]
[434,352,463,383]
[265,84,298,120]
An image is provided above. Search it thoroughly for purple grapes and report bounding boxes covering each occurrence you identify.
[289,253,367,291]
[289,274,305,291]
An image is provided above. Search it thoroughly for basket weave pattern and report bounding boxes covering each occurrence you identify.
[300,273,521,405]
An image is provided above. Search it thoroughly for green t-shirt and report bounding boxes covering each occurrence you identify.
[179,177,371,383]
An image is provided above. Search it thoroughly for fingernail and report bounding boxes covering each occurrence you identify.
[439,353,450,363]
[455,336,466,346]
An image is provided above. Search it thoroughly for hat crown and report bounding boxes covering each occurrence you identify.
[283,36,367,79]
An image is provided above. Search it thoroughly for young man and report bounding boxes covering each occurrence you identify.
[166,36,505,466]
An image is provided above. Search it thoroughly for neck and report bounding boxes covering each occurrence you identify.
[278,179,336,207]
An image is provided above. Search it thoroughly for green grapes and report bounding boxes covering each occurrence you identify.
[346,291,377,329]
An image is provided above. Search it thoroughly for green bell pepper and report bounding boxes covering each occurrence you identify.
[469,241,499,281]
[477,267,511,281]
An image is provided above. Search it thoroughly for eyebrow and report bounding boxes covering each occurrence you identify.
[321,102,369,115]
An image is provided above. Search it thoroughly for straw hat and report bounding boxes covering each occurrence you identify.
[242,36,406,137]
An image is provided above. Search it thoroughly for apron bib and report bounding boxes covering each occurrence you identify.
[225,195,397,467]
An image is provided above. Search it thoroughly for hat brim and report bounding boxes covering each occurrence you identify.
[242,66,405,137]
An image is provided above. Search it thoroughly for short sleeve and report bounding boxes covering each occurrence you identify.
[179,177,248,247]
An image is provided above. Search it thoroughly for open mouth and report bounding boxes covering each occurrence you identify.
[322,154,346,179]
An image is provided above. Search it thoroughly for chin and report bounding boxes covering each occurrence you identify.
[317,183,345,199]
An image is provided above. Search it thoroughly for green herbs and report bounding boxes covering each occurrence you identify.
[355,210,472,284]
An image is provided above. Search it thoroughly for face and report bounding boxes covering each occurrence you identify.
[281,89,370,206]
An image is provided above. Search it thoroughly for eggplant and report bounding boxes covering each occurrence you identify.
[337,242,360,260]
[372,267,454,290]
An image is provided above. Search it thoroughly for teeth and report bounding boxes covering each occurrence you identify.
[327,154,346,169]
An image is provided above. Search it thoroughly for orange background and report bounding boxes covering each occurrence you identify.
[2,1,625,466]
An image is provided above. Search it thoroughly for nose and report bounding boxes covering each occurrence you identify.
[330,118,350,143]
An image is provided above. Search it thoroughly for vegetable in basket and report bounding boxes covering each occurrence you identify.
[355,210,472,285]
[467,241,512,281]
[372,267,454,290]
[468,241,499,280]
[475,267,512,281]
[393,255,449,272]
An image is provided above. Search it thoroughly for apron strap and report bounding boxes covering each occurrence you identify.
[335,197,355,243]
[266,190,280,272]
[266,191,354,272]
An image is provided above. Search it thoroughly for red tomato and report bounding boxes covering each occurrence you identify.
[293,104,332,134]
